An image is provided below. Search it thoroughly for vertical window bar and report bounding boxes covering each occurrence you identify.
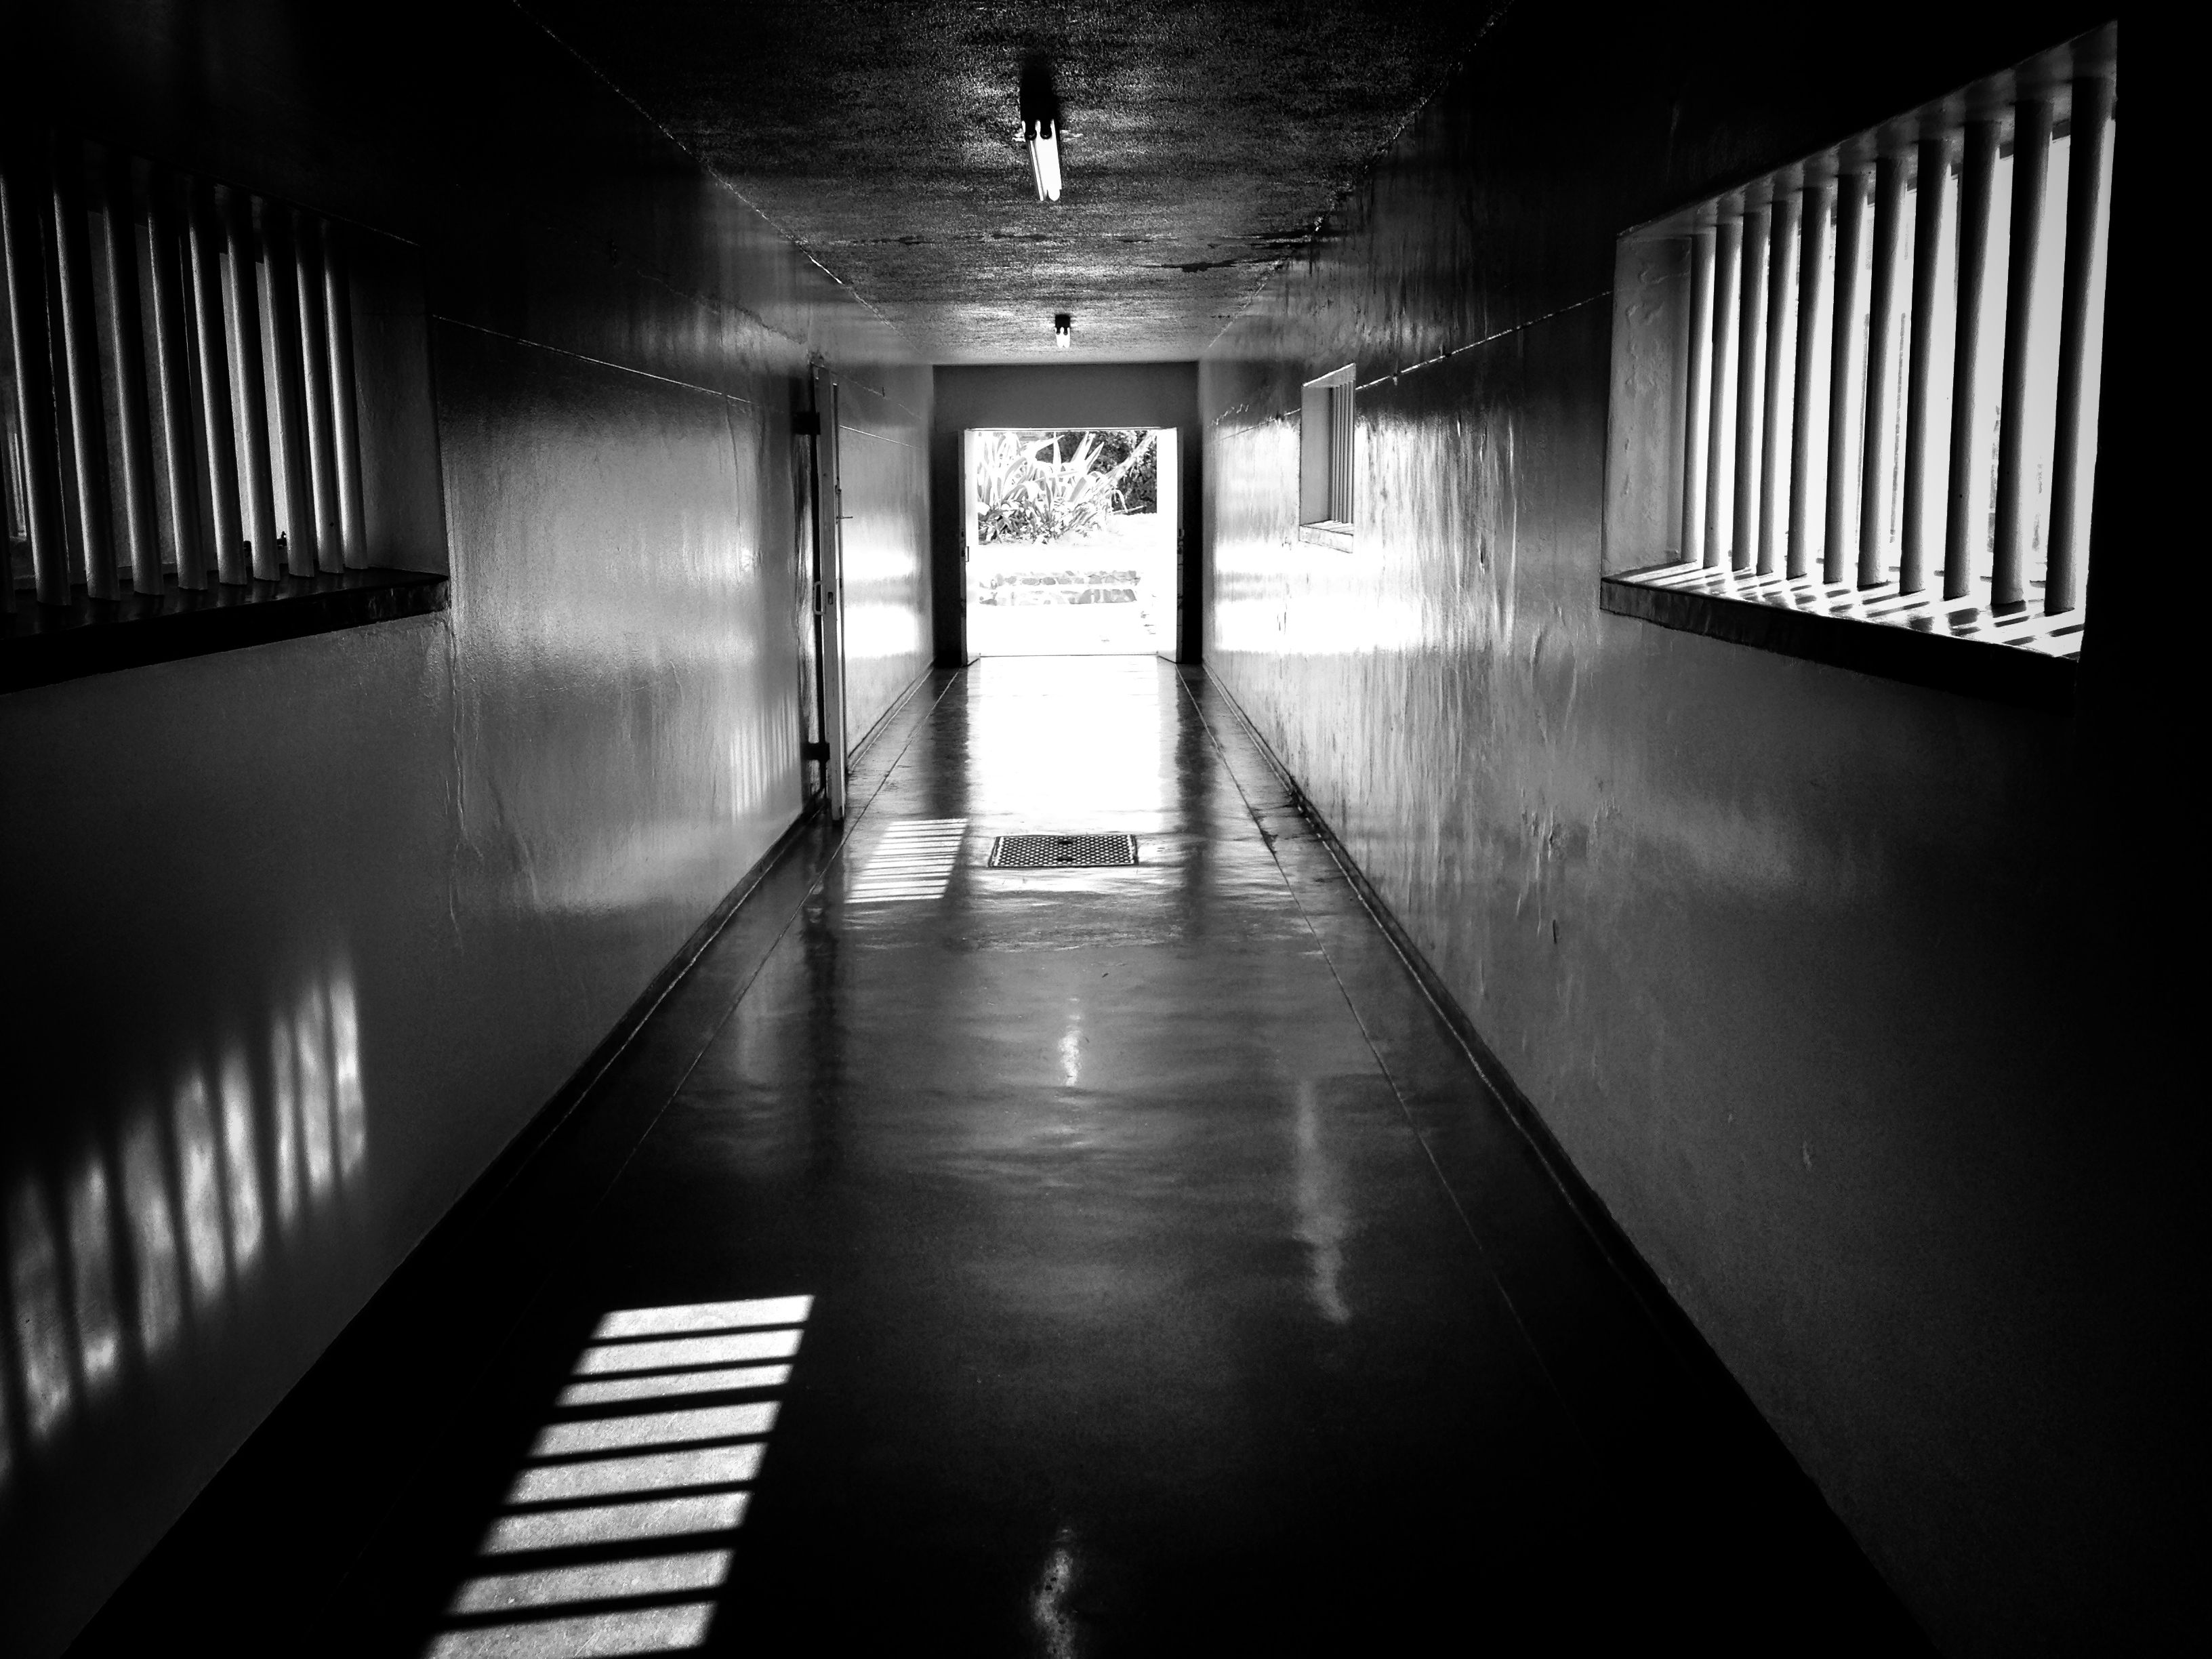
[221,186,279,581]
[1298,382,1327,525]
[1991,98,2052,611]
[1942,121,2001,601]
[320,221,368,569]
[295,214,343,573]
[1731,197,1770,572]
[186,179,245,586]
[1786,173,1835,580]
[1857,153,1907,589]
[1326,381,1351,525]
[1757,189,1799,577]
[1,135,69,607]
[1702,214,1740,568]
[1822,167,1870,583]
[259,201,317,576]
[2044,74,2112,615]
[1899,133,1954,596]
[1679,223,1714,562]
[143,170,205,589]
[90,148,161,594]
[49,136,117,598]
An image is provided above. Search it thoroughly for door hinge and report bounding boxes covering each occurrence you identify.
[801,740,830,762]
[812,580,822,615]
[793,411,822,436]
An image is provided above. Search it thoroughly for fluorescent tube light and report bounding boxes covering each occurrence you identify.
[1027,118,1062,202]
[1053,313,1073,350]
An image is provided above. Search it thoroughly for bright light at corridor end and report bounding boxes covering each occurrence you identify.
[1054,312,1073,350]
[1027,117,1062,201]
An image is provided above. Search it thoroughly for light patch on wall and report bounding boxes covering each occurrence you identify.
[65,1159,122,1392]
[121,1114,183,1357]
[270,1018,302,1229]
[4,960,370,1457]
[1031,1527,1080,1659]
[331,971,367,1180]
[0,1314,12,1490]
[5,1183,73,1438]
[219,1046,264,1274]
[296,988,336,1197]
[840,597,928,665]
[173,1073,228,1306]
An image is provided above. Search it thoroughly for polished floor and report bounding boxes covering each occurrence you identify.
[93,657,1921,1656]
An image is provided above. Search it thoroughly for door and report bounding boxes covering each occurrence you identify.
[1153,427,1180,663]
[810,367,848,821]
[960,426,981,664]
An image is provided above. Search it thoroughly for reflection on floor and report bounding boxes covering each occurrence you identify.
[240,657,1914,1655]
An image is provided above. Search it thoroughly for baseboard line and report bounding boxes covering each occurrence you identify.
[846,661,933,766]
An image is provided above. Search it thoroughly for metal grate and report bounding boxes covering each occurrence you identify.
[988,834,1139,869]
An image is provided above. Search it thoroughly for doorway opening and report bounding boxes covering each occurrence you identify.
[963,427,1178,657]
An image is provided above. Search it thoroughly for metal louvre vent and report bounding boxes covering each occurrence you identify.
[988,834,1139,869]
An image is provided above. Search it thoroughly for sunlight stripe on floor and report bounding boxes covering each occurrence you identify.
[430,1297,813,1656]
[846,819,968,903]
[449,1552,731,1614]
[426,1602,714,1656]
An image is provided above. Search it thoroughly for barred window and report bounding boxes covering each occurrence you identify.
[1,131,444,689]
[1298,365,1355,546]
[1603,22,2115,699]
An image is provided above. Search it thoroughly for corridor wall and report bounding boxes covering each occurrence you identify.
[1202,4,2171,1653]
[0,6,928,1654]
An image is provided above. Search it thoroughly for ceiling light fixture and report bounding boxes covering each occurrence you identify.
[1053,313,1073,350]
[1026,117,1062,202]
[1019,56,1064,203]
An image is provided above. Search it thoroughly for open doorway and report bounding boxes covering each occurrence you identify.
[963,427,1179,657]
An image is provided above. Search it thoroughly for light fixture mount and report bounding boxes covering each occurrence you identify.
[1020,56,1064,203]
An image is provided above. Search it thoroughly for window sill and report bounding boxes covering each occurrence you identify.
[1599,561,2078,712]
[3,569,451,695]
[1296,523,1355,552]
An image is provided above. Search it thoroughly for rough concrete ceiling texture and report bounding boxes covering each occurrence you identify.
[527,1,1494,363]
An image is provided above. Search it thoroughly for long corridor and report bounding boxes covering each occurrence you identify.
[321,657,1912,1655]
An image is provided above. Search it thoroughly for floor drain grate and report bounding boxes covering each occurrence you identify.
[988,834,1139,869]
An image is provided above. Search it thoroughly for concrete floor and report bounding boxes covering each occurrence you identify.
[304,656,1917,1655]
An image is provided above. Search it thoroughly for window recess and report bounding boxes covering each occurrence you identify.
[1297,365,1355,550]
[1,129,446,693]
[1601,22,2114,708]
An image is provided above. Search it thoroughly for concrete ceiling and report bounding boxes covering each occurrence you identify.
[527,1,1496,363]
